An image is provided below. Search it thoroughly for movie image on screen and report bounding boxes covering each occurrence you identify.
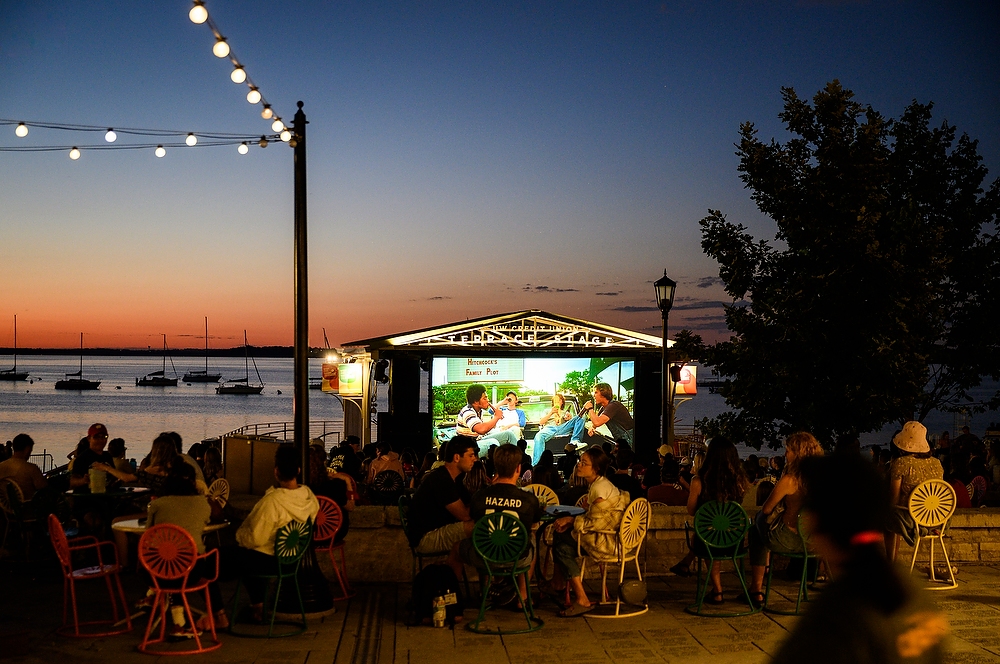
[432,356,635,458]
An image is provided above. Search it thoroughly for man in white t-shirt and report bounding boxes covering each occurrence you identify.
[456,384,519,453]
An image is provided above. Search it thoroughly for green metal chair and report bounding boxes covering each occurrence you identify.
[685,500,758,617]
[467,512,543,634]
[230,519,312,638]
[762,511,818,615]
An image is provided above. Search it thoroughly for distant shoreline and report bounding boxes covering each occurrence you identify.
[0,346,333,358]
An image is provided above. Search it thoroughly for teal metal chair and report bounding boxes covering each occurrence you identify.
[230,519,312,638]
[685,500,758,617]
[763,511,818,615]
[467,512,543,634]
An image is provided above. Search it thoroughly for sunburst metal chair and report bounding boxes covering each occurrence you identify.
[314,496,354,600]
[230,519,312,637]
[685,500,758,617]
[467,512,542,634]
[762,511,817,615]
[138,524,221,654]
[908,479,958,591]
[206,478,230,507]
[524,484,559,509]
[579,498,651,618]
[49,513,133,637]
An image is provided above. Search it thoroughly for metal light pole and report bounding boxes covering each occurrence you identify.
[654,271,677,454]
[292,101,309,480]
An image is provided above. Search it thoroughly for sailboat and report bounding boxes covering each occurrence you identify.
[183,317,222,383]
[216,330,264,395]
[54,333,101,390]
[0,315,28,381]
[137,334,179,386]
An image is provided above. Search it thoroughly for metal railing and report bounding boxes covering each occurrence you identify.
[223,421,342,447]
[28,451,56,473]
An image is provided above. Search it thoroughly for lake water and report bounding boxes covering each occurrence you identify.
[2,355,996,463]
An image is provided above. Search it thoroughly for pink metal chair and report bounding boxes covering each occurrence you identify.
[137,524,221,654]
[48,513,133,637]
[314,496,354,600]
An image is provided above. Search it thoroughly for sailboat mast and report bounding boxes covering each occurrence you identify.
[162,334,167,373]
[12,315,17,372]
[79,332,84,374]
[204,317,209,372]
[244,330,250,378]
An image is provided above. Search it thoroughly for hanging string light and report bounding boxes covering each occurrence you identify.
[0,119,277,159]
[188,1,287,139]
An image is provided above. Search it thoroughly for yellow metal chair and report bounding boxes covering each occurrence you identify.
[524,484,558,509]
[908,479,958,590]
[578,498,651,618]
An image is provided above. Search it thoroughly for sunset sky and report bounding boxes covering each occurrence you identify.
[1,1,997,349]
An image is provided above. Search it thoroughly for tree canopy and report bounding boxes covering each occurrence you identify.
[698,81,1000,449]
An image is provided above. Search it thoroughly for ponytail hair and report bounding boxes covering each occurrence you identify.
[798,454,908,615]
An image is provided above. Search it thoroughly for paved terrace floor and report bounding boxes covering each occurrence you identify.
[2,560,999,664]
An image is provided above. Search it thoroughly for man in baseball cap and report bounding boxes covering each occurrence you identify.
[70,423,114,489]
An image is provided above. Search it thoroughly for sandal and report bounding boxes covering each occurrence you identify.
[558,602,593,618]
[748,591,764,609]
[537,582,568,609]
[706,590,724,605]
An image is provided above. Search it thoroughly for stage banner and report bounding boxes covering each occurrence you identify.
[322,362,364,395]
[446,357,524,383]
[673,365,697,396]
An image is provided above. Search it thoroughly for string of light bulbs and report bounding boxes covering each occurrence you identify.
[187,0,292,142]
[1,118,277,159]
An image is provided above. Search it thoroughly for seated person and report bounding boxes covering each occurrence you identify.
[70,423,115,489]
[460,443,542,606]
[405,436,478,580]
[530,450,563,492]
[885,421,944,558]
[580,384,635,447]
[456,384,519,452]
[108,438,132,474]
[143,462,224,633]
[0,433,47,500]
[224,444,319,622]
[366,441,406,485]
[308,444,351,544]
[532,394,574,466]
[747,432,825,608]
[646,457,688,506]
[545,446,629,617]
[496,392,526,439]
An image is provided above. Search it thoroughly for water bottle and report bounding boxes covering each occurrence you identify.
[432,596,446,627]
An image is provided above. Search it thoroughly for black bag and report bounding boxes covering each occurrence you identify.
[408,564,464,625]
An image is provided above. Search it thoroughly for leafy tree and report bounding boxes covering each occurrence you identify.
[698,81,1000,449]
[559,370,594,405]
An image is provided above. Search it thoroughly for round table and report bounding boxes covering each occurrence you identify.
[112,518,230,534]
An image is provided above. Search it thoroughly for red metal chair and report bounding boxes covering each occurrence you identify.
[137,524,222,654]
[48,513,133,637]
[314,496,354,600]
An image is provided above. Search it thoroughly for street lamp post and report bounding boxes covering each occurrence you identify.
[654,271,677,455]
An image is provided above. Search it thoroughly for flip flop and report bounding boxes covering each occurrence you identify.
[558,602,593,618]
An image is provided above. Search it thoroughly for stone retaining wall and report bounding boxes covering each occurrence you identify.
[229,498,1000,583]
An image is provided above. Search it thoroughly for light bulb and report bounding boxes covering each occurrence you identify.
[69,147,80,160]
[189,1,208,24]
[261,105,273,120]
[15,123,28,137]
[213,38,230,58]
[238,142,249,155]
[105,128,117,142]
[259,136,268,148]
[280,129,291,142]
[186,133,198,146]
[231,66,246,84]
[155,145,166,158]
[246,87,261,104]
[271,118,284,132]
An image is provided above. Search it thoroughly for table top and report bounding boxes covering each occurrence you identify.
[65,486,150,497]
[112,518,230,534]
[544,505,586,517]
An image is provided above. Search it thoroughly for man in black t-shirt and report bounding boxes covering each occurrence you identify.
[581,383,635,446]
[406,436,478,579]
[70,423,116,489]
[460,443,542,604]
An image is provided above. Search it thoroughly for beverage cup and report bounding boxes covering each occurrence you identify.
[89,468,107,494]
